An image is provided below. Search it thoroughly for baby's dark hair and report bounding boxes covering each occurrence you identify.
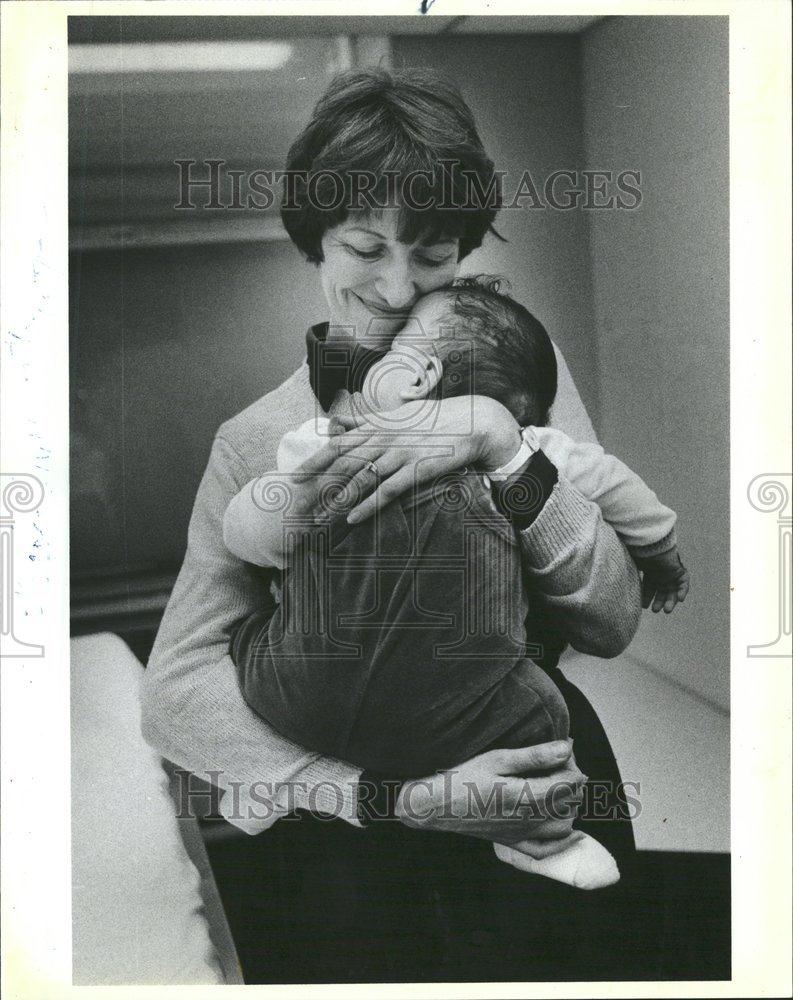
[431,276,557,427]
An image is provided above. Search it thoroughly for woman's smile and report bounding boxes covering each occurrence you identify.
[352,292,409,318]
[318,210,460,342]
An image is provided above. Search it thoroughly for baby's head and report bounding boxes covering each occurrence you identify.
[360,276,558,427]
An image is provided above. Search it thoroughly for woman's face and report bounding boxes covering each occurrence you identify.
[318,209,460,347]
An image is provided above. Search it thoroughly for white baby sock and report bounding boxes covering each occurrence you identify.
[493,832,620,890]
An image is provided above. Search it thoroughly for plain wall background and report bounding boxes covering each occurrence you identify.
[581,16,729,708]
[70,241,327,574]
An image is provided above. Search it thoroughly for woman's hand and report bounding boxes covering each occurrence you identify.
[291,395,522,524]
[395,740,587,862]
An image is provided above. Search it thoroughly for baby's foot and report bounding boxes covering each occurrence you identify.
[493,833,620,890]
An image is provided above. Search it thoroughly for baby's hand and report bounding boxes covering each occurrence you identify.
[634,548,690,614]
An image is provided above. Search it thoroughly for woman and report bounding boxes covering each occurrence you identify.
[142,68,641,981]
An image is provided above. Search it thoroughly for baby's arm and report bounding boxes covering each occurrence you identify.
[223,418,332,569]
[223,473,298,568]
[531,426,689,613]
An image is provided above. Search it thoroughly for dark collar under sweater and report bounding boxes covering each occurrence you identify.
[305,322,387,412]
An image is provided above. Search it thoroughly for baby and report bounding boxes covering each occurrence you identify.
[223,276,689,890]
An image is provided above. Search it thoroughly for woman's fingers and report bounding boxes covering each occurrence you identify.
[308,455,389,517]
[290,437,348,481]
[491,740,573,775]
[311,401,481,523]
[333,449,406,510]
[496,772,585,822]
[347,466,417,524]
[326,416,349,436]
[329,412,363,431]
[295,434,464,523]
[491,742,588,818]
[291,437,384,485]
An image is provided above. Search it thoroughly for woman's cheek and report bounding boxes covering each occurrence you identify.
[319,262,358,323]
[332,262,370,304]
[346,260,379,296]
[423,260,460,293]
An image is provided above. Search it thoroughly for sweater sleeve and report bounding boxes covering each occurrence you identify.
[516,475,642,658]
[533,426,678,554]
[140,432,364,833]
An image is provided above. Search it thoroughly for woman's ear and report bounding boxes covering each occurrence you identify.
[400,355,442,401]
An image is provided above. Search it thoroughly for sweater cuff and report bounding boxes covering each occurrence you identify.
[291,757,364,827]
[218,780,289,835]
[517,475,596,569]
[218,757,364,834]
[628,526,678,560]
[490,449,559,530]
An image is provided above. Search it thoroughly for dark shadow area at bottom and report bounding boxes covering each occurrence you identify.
[205,813,730,983]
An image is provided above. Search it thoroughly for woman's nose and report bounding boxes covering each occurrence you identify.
[374,263,419,310]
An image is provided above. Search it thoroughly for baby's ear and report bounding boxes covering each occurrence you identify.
[400,355,442,401]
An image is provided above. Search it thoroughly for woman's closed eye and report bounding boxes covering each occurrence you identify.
[344,243,383,261]
[415,252,455,269]
[343,243,455,269]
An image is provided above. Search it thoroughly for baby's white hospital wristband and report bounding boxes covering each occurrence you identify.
[483,426,540,486]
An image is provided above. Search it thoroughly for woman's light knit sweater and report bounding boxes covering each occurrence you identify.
[141,351,641,833]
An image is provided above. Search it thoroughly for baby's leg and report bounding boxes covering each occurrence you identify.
[492,660,620,891]
[493,836,620,891]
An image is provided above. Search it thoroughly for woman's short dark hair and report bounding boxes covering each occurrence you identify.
[434,276,558,428]
[281,68,501,264]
